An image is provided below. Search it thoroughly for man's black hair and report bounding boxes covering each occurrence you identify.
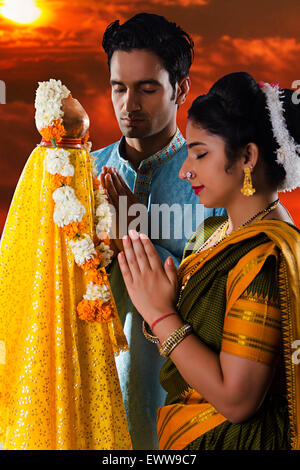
[102,13,194,95]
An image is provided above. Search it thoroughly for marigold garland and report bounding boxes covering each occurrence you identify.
[36,79,115,324]
[47,150,114,323]
[35,79,71,144]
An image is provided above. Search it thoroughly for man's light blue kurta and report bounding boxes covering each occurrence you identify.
[92,129,226,449]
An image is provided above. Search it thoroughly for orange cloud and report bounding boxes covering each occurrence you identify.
[222,36,300,71]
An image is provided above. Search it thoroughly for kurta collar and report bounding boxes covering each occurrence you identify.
[117,128,185,205]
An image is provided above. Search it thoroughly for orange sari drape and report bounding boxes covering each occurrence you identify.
[157,221,300,450]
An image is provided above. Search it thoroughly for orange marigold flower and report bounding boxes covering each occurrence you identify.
[49,174,72,191]
[95,300,114,323]
[93,234,100,245]
[62,221,85,238]
[77,299,97,322]
[86,267,108,284]
[93,177,101,191]
[77,298,114,323]
[40,119,66,143]
[82,131,90,144]
[102,235,110,246]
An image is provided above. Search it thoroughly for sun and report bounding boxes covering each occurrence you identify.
[0,0,41,24]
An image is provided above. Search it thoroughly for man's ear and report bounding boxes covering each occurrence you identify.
[175,77,191,106]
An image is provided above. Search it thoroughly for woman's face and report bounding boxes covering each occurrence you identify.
[180,120,243,208]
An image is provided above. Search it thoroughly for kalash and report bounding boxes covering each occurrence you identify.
[0,79,131,450]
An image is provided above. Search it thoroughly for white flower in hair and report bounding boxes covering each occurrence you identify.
[260,81,300,191]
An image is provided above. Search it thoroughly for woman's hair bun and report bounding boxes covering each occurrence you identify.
[208,72,261,120]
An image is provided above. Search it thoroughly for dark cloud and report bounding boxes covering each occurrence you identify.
[34,26,61,36]
[0,48,108,104]
[131,0,300,42]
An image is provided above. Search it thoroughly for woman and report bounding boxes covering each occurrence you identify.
[117,72,300,450]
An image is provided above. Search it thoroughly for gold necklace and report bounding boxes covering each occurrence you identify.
[216,198,280,246]
[176,199,279,308]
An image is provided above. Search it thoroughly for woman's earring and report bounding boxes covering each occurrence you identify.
[241,167,256,196]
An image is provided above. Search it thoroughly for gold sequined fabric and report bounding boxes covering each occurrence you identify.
[0,146,131,450]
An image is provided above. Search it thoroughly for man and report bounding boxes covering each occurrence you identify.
[92,13,225,449]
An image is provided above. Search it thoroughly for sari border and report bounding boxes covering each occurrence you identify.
[177,220,300,449]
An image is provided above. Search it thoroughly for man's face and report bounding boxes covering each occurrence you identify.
[110,49,177,139]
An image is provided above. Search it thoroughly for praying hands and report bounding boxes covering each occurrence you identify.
[100,167,142,254]
[117,229,178,328]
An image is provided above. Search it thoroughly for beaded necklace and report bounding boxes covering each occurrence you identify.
[176,199,279,308]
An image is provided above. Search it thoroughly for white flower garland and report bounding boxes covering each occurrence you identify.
[45,146,114,310]
[35,79,70,131]
[90,155,114,237]
[46,147,113,267]
[261,83,300,192]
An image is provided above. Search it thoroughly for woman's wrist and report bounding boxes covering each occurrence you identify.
[150,312,177,331]
[152,314,184,343]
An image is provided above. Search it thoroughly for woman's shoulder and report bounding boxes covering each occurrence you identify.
[255,218,300,237]
[183,215,228,257]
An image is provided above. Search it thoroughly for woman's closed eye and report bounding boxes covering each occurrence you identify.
[197,152,208,159]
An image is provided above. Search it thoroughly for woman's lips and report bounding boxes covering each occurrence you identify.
[192,185,204,195]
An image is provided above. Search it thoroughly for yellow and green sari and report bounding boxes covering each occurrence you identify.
[158,216,300,450]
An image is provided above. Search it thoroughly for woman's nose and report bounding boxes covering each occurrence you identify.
[179,159,194,181]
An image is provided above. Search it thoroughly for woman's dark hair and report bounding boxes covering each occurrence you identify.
[102,13,194,96]
[188,72,300,188]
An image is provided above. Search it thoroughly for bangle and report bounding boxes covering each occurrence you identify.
[142,320,160,344]
[159,324,192,359]
[151,312,177,331]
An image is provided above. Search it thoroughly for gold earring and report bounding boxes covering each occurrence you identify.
[241,167,256,196]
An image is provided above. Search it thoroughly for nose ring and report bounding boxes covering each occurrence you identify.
[185,171,193,179]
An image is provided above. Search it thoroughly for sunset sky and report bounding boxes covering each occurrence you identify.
[0,0,300,231]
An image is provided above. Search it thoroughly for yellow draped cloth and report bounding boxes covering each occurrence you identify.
[0,145,132,450]
[157,220,300,450]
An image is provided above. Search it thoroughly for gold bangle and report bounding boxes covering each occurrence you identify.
[159,324,192,359]
[142,320,160,344]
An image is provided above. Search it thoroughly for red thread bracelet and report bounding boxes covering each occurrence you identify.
[151,312,177,331]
